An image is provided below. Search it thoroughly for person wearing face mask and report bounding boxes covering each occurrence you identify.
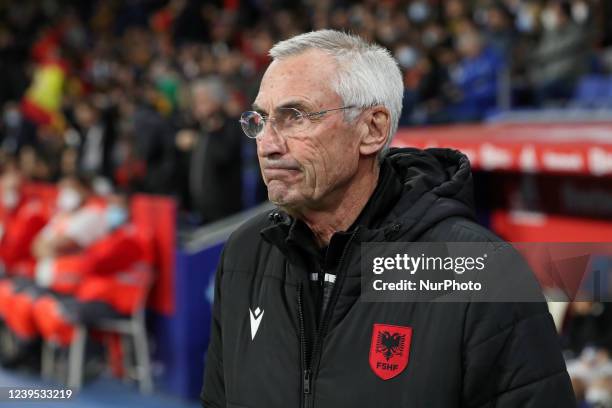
[0,175,109,363]
[31,193,153,366]
[528,0,589,104]
[0,192,152,367]
[31,175,107,261]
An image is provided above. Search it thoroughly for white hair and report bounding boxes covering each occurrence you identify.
[269,29,404,160]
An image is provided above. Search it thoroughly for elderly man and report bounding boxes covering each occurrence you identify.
[189,78,243,223]
[176,77,243,224]
[201,30,575,407]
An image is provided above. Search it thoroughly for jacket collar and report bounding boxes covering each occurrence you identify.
[260,158,403,254]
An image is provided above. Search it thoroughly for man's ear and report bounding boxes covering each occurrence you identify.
[359,107,390,157]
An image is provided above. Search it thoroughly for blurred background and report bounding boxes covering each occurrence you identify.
[0,0,611,407]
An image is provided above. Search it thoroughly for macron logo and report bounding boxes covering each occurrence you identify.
[249,307,264,340]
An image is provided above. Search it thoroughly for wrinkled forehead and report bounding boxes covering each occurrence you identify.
[255,49,342,112]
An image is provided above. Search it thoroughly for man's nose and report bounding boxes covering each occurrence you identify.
[257,121,287,157]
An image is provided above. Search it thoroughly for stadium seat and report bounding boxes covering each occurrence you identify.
[40,220,157,393]
[41,268,154,393]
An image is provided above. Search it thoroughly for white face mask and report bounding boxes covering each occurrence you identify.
[516,7,536,33]
[3,109,20,128]
[572,1,589,24]
[1,189,19,210]
[57,188,82,212]
[408,2,429,23]
[396,46,419,69]
[541,8,560,31]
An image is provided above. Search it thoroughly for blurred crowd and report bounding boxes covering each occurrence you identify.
[562,300,612,408]
[1,0,611,225]
[0,165,152,382]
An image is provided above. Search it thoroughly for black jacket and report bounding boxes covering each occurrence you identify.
[189,118,243,224]
[201,148,575,408]
[133,105,176,195]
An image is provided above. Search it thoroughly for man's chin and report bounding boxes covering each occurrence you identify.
[267,186,301,209]
[268,194,294,208]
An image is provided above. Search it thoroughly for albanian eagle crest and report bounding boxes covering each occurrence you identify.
[375,331,406,361]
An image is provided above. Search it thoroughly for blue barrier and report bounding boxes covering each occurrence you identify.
[151,244,222,400]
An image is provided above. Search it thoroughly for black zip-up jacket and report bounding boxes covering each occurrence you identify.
[201,148,575,408]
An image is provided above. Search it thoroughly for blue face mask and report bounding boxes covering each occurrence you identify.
[408,2,429,23]
[106,205,128,230]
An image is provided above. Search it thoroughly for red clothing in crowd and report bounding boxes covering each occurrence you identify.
[0,199,49,273]
[29,225,152,345]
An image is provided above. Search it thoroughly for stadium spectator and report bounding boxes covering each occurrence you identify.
[31,175,106,261]
[563,301,612,357]
[32,193,152,347]
[1,102,36,155]
[0,164,48,275]
[397,47,454,126]
[0,174,110,363]
[482,2,517,58]
[119,88,176,196]
[448,27,505,121]
[2,175,105,331]
[70,99,117,181]
[0,164,48,332]
[444,0,471,38]
[567,349,612,407]
[176,77,243,224]
[528,0,590,104]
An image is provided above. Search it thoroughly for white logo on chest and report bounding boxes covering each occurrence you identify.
[249,307,264,340]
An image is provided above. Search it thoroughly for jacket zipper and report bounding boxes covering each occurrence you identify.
[297,284,311,408]
[297,229,360,408]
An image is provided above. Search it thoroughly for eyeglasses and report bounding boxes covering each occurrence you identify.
[239,106,355,139]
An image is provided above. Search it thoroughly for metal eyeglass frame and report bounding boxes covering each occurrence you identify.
[239,105,356,139]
